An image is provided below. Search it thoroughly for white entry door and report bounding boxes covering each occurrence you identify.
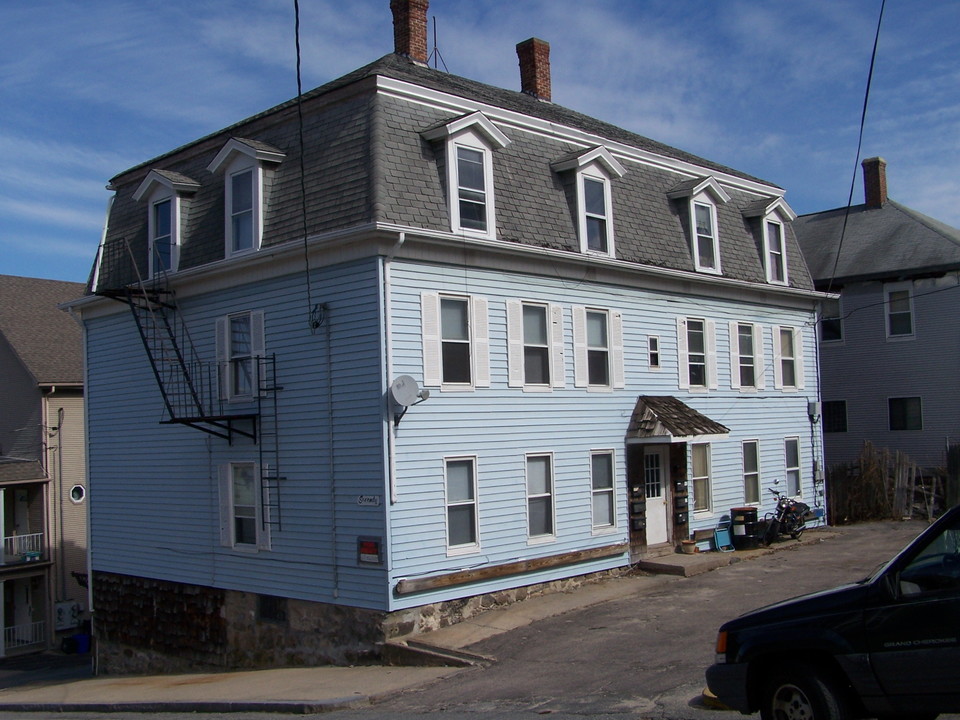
[644,448,669,545]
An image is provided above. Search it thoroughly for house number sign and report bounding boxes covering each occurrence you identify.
[357,495,381,507]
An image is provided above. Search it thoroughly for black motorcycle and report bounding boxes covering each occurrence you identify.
[762,485,810,545]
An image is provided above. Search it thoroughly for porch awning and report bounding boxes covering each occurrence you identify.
[627,396,729,441]
[0,459,46,483]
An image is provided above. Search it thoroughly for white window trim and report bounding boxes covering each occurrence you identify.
[691,442,713,515]
[577,168,616,257]
[147,190,178,279]
[590,449,617,532]
[763,218,789,285]
[784,437,802,497]
[219,461,270,551]
[573,306,625,390]
[742,439,761,506]
[884,281,915,341]
[772,325,805,391]
[216,310,266,403]
[448,130,497,238]
[729,321,765,391]
[507,300,565,390]
[677,317,718,391]
[421,292,490,391]
[526,452,556,543]
[444,455,480,555]
[691,196,722,274]
[648,335,661,370]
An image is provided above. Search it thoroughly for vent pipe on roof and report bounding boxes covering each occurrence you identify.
[391,0,429,65]
[862,156,888,208]
[517,38,551,102]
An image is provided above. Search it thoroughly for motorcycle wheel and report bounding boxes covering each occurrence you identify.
[763,519,780,546]
[760,663,851,720]
[791,525,805,540]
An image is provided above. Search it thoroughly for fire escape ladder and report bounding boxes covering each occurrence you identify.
[257,355,284,531]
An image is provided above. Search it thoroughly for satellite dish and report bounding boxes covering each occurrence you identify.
[390,375,421,407]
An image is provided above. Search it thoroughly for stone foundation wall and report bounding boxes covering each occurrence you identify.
[93,572,385,674]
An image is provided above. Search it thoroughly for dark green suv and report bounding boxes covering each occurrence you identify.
[706,505,960,720]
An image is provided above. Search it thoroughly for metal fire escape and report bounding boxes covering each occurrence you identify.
[95,238,283,529]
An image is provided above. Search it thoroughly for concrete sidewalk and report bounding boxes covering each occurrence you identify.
[0,526,843,714]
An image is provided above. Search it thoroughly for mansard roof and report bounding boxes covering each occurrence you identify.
[794,200,960,284]
[97,52,814,294]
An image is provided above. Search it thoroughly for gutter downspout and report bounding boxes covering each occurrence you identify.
[384,232,406,505]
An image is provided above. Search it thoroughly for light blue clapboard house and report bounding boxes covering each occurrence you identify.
[72,0,827,671]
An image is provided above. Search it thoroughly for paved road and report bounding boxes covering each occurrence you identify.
[3,519,957,720]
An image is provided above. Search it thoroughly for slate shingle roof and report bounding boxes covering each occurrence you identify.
[0,275,85,384]
[794,200,960,285]
[97,53,814,293]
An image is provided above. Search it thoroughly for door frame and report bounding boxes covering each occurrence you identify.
[626,443,675,559]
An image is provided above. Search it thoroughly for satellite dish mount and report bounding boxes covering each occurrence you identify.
[389,375,430,426]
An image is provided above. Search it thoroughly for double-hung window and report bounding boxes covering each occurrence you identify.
[820,298,843,342]
[216,311,265,402]
[219,462,269,550]
[551,147,625,259]
[764,220,787,284]
[445,457,478,551]
[421,113,509,239]
[591,451,616,529]
[823,400,847,433]
[773,326,804,390]
[526,454,554,539]
[885,282,914,339]
[648,336,661,370]
[742,440,760,504]
[133,170,199,279]
[207,138,285,259]
[422,293,490,390]
[736,323,756,388]
[678,317,717,390]
[507,301,564,389]
[889,397,922,431]
[691,443,712,513]
[693,201,720,272]
[573,306,624,389]
[784,438,801,496]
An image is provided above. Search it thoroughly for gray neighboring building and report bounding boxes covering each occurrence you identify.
[794,157,960,471]
[0,274,89,657]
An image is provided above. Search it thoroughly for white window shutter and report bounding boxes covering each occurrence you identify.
[251,310,265,396]
[506,300,524,388]
[611,310,625,389]
[573,306,588,388]
[473,296,490,387]
[677,317,689,389]
[421,293,441,387]
[215,317,230,401]
[754,323,766,390]
[550,304,566,388]
[729,321,740,390]
[218,464,232,547]
[706,320,718,390]
[794,328,805,390]
[772,325,783,389]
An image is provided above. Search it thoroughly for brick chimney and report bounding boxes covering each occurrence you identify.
[517,38,551,101]
[862,156,888,208]
[391,0,429,64]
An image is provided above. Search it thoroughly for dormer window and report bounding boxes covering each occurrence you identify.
[552,146,626,258]
[422,111,510,239]
[667,176,730,275]
[133,169,200,279]
[742,196,797,285]
[207,138,285,259]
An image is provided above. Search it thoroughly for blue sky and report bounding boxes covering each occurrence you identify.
[2,0,958,283]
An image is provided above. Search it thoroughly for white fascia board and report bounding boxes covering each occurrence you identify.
[421,110,511,149]
[207,137,286,174]
[666,176,731,204]
[743,196,797,222]
[132,170,200,202]
[375,76,784,200]
[551,146,626,178]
